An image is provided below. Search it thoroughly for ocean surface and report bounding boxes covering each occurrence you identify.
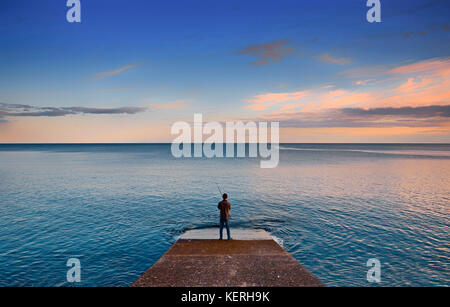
[0,143,449,287]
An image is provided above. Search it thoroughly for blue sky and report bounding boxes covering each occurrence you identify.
[0,0,449,142]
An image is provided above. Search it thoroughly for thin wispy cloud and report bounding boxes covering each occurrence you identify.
[340,64,394,79]
[245,91,308,111]
[402,31,427,39]
[386,57,450,75]
[237,40,294,65]
[354,79,375,86]
[95,63,143,79]
[314,53,352,65]
[150,99,191,110]
[340,57,450,79]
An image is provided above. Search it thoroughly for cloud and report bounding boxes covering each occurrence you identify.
[242,56,450,131]
[339,64,394,79]
[386,57,450,75]
[257,105,450,128]
[354,79,375,86]
[245,91,308,111]
[64,106,147,114]
[245,57,450,114]
[399,22,450,40]
[402,31,427,39]
[244,88,375,113]
[341,105,450,118]
[237,40,294,65]
[0,103,147,122]
[150,99,190,110]
[95,63,143,79]
[340,57,450,79]
[314,53,352,65]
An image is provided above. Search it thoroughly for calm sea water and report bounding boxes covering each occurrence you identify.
[0,144,449,287]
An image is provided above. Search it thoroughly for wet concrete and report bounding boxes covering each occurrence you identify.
[132,229,323,287]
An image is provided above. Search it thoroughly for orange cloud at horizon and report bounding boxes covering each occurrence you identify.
[280,125,450,143]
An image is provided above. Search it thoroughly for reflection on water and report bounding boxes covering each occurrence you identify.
[279,145,450,157]
[0,144,449,286]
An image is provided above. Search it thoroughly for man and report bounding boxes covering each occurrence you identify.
[218,193,232,240]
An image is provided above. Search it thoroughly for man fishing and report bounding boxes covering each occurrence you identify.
[218,193,232,240]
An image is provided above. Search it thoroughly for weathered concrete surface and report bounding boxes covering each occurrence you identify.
[181,228,272,240]
[132,229,323,287]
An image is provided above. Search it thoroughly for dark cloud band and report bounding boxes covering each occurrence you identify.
[341,105,450,118]
[264,105,450,128]
[0,103,147,121]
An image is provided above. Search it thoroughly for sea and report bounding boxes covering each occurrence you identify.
[0,143,448,286]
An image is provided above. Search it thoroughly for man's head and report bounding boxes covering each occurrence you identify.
[222,193,228,200]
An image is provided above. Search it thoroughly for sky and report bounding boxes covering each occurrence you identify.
[0,0,449,143]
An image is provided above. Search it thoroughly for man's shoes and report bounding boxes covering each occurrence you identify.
[227,238,233,240]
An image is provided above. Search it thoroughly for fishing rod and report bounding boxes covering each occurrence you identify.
[216,183,223,196]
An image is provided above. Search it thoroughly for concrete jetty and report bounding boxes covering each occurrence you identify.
[132,229,323,287]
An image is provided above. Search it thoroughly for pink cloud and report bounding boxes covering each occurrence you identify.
[245,57,450,114]
[341,57,450,79]
[280,102,303,111]
[95,63,143,79]
[386,57,450,75]
[245,91,308,110]
[241,56,450,138]
[354,79,375,86]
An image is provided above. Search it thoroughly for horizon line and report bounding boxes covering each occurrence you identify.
[1,142,449,145]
